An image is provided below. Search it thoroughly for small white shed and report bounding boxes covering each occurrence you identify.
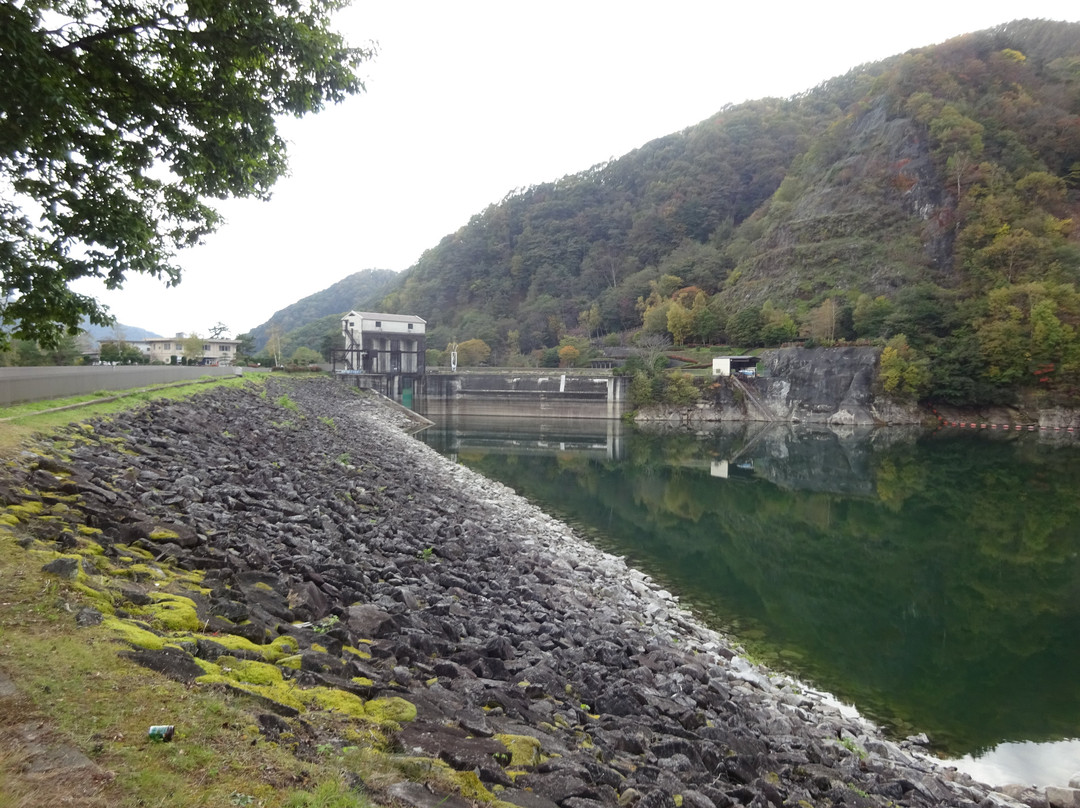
[712,355,758,377]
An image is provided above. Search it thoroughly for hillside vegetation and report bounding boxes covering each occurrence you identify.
[275,20,1080,407]
[247,269,398,354]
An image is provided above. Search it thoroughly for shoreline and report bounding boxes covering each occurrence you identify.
[419,407,1080,790]
[2,377,1073,808]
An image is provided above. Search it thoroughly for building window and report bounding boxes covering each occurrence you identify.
[408,323,414,331]
[374,321,382,328]
[219,345,231,352]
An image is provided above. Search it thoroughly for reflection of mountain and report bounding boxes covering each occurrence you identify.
[420,417,922,498]
[418,421,1080,760]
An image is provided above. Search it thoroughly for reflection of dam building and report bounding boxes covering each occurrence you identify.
[420,416,626,462]
[710,459,755,479]
[333,311,426,398]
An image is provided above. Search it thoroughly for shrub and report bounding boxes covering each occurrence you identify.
[662,372,701,406]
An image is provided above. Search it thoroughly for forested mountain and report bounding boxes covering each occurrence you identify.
[247,268,398,352]
[296,20,1080,406]
[80,318,160,343]
[381,93,835,349]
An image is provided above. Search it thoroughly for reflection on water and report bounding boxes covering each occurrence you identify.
[420,413,629,462]
[417,417,1080,786]
[954,739,1080,791]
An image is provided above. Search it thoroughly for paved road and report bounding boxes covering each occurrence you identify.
[0,365,242,406]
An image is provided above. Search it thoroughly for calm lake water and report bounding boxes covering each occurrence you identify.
[416,414,1080,787]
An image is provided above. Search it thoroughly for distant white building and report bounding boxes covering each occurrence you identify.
[712,355,758,377]
[338,312,426,375]
[335,312,427,399]
[144,333,241,365]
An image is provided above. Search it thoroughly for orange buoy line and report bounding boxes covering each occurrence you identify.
[936,416,1075,432]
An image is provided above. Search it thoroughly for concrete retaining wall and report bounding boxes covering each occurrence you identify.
[0,365,241,406]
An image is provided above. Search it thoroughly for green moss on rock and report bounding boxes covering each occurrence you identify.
[494,734,541,767]
[305,687,368,719]
[191,657,220,675]
[268,634,300,659]
[184,631,297,663]
[71,582,116,614]
[5,502,45,521]
[120,563,167,582]
[75,539,106,556]
[364,696,417,724]
[114,543,154,560]
[145,593,201,632]
[196,674,305,714]
[104,616,166,650]
[449,771,496,802]
[217,657,285,687]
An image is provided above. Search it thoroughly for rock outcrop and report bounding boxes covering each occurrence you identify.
[761,347,884,425]
[0,377,1041,808]
[640,347,924,426]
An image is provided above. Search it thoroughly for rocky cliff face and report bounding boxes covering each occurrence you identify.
[760,346,915,425]
[640,347,1079,429]
[641,347,923,426]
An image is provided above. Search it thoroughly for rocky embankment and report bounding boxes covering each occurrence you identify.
[1,378,1067,808]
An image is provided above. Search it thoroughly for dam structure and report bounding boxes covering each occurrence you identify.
[420,369,630,419]
[334,366,631,420]
[331,311,628,418]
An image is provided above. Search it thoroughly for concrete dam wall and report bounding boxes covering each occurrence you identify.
[415,371,630,419]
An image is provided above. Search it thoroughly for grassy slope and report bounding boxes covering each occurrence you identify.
[0,378,448,808]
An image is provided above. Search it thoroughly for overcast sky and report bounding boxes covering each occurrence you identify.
[74,1,1080,340]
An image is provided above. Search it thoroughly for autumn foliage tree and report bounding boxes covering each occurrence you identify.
[879,335,930,400]
[455,339,492,367]
[666,300,693,345]
[0,0,374,348]
[557,345,580,367]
